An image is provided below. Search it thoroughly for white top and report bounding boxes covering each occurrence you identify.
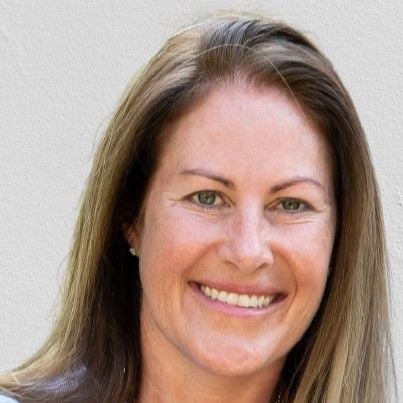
[0,395,19,403]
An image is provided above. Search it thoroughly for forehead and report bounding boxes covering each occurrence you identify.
[158,84,333,188]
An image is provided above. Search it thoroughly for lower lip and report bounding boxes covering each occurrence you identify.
[189,282,284,317]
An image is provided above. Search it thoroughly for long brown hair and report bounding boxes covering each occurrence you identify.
[0,12,395,402]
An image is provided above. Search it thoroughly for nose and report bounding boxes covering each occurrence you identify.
[218,206,274,273]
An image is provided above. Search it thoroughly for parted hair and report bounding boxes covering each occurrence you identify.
[0,12,394,403]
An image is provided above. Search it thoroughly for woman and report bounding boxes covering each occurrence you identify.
[0,12,394,403]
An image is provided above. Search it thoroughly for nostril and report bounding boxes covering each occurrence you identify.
[225,241,273,273]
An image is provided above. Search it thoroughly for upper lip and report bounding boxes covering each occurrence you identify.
[191,280,283,296]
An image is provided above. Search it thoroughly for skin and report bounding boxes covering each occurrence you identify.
[124,83,337,402]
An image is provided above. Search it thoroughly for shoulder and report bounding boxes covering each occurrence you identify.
[0,395,19,403]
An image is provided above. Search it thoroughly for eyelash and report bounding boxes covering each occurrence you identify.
[272,198,310,214]
[187,190,311,214]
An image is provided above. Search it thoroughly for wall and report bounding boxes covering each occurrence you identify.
[1,0,402,399]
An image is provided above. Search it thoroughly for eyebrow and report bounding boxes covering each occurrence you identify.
[180,168,236,189]
[179,168,326,193]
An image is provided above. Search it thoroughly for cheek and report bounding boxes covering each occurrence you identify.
[282,218,334,265]
[138,205,218,289]
[274,221,334,299]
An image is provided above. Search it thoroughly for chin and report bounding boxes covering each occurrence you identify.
[187,337,281,377]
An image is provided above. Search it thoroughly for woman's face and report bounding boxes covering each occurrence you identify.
[128,84,336,378]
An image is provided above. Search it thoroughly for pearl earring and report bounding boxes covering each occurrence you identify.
[129,247,137,257]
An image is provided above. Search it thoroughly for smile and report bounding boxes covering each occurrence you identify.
[199,284,276,309]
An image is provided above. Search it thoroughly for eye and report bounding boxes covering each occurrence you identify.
[277,198,309,213]
[190,191,224,208]
[281,199,302,210]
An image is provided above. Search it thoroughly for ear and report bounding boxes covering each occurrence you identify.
[122,220,140,251]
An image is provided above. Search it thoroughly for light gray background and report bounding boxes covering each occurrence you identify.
[1,0,402,399]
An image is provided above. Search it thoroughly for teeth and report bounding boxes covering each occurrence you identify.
[258,295,265,307]
[211,288,219,300]
[238,294,250,307]
[263,296,273,306]
[217,291,227,302]
[200,285,275,309]
[250,295,258,308]
[227,293,238,305]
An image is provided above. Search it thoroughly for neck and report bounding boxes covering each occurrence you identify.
[137,309,284,403]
